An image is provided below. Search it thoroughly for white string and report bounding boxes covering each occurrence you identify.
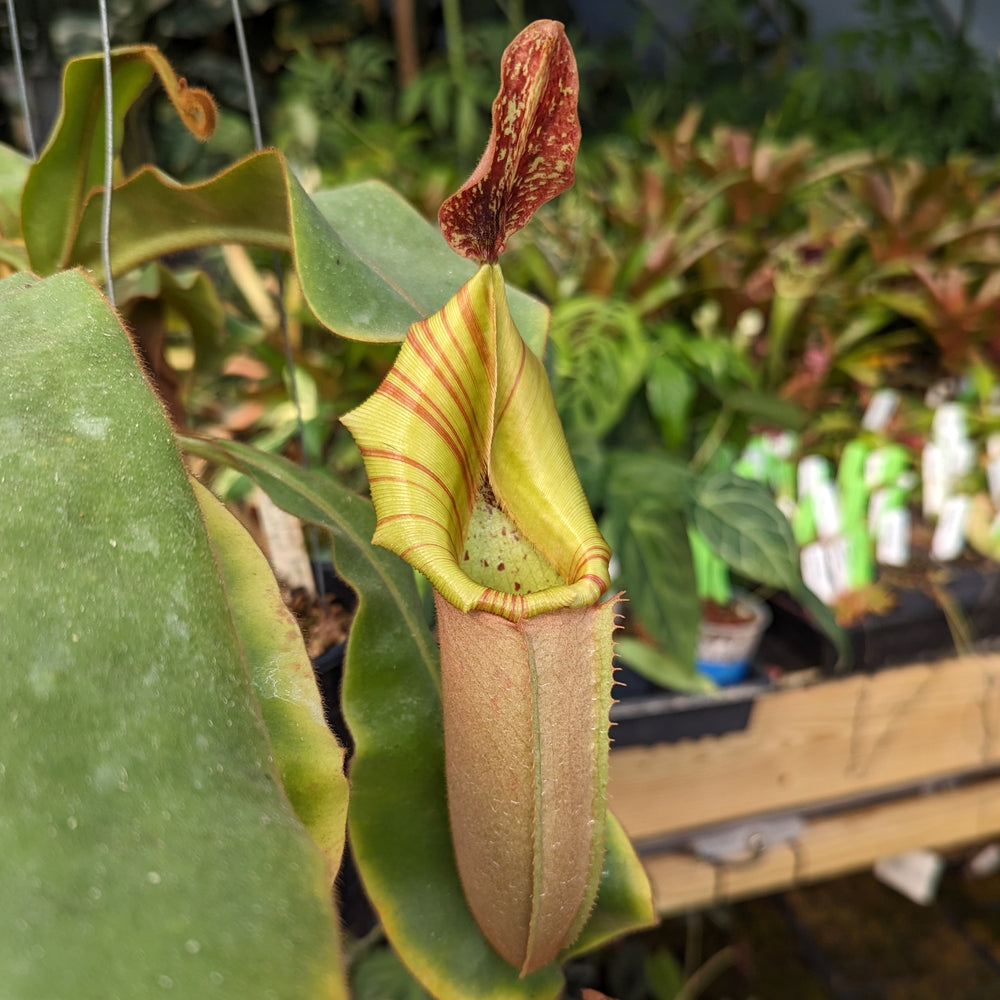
[6,0,35,158]
[98,0,115,306]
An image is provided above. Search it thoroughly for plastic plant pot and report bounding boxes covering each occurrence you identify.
[696,591,772,686]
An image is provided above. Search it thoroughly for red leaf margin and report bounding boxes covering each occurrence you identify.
[438,19,580,263]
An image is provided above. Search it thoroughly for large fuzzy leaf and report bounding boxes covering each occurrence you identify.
[178,436,656,999]
[0,271,344,999]
[341,263,609,620]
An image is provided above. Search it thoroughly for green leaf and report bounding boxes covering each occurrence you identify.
[65,152,548,353]
[614,637,714,694]
[68,155,293,279]
[0,271,344,999]
[307,182,549,355]
[116,262,229,370]
[561,812,657,957]
[792,582,852,672]
[691,471,801,591]
[550,297,649,438]
[22,51,155,273]
[618,500,700,668]
[0,141,30,239]
[646,353,695,449]
[0,235,28,271]
[191,478,349,881]
[605,450,694,513]
[177,436,655,998]
[644,946,686,1000]
[723,388,806,430]
[352,945,434,1000]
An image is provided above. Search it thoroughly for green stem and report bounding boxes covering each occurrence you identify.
[675,946,736,1000]
[441,0,467,95]
[691,407,732,472]
[441,0,475,160]
[497,0,525,31]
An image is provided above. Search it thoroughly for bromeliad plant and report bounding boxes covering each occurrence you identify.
[1,18,653,1000]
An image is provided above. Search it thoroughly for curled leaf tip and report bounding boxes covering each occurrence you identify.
[136,45,218,141]
[172,76,217,141]
[438,19,580,263]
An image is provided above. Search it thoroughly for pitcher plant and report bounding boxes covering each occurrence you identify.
[342,20,620,975]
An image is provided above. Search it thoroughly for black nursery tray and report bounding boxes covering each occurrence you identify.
[764,562,1000,675]
[610,562,1000,748]
[609,668,771,748]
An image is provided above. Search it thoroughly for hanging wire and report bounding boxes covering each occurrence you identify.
[230,0,263,150]
[98,0,116,307]
[229,0,325,594]
[228,0,304,461]
[6,0,35,159]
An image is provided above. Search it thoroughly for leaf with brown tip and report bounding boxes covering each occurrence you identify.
[22,46,215,275]
[438,19,580,262]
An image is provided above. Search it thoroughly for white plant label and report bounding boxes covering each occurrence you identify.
[868,487,887,534]
[861,388,899,432]
[771,431,797,460]
[932,401,967,444]
[801,542,836,605]
[987,435,1000,504]
[874,850,944,906]
[863,449,886,490]
[876,507,910,567]
[797,455,829,502]
[987,456,1000,505]
[825,536,850,597]
[944,438,976,481]
[922,444,946,518]
[931,494,970,561]
[811,480,842,540]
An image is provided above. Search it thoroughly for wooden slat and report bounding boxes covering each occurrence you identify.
[642,772,1000,915]
[608,652,1000,842]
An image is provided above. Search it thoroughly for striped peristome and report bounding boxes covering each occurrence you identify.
[341,263,609,622]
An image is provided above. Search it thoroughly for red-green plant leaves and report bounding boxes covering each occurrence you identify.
[438,20,580,263]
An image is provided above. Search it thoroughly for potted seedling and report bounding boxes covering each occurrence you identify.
[690,527,772,685]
